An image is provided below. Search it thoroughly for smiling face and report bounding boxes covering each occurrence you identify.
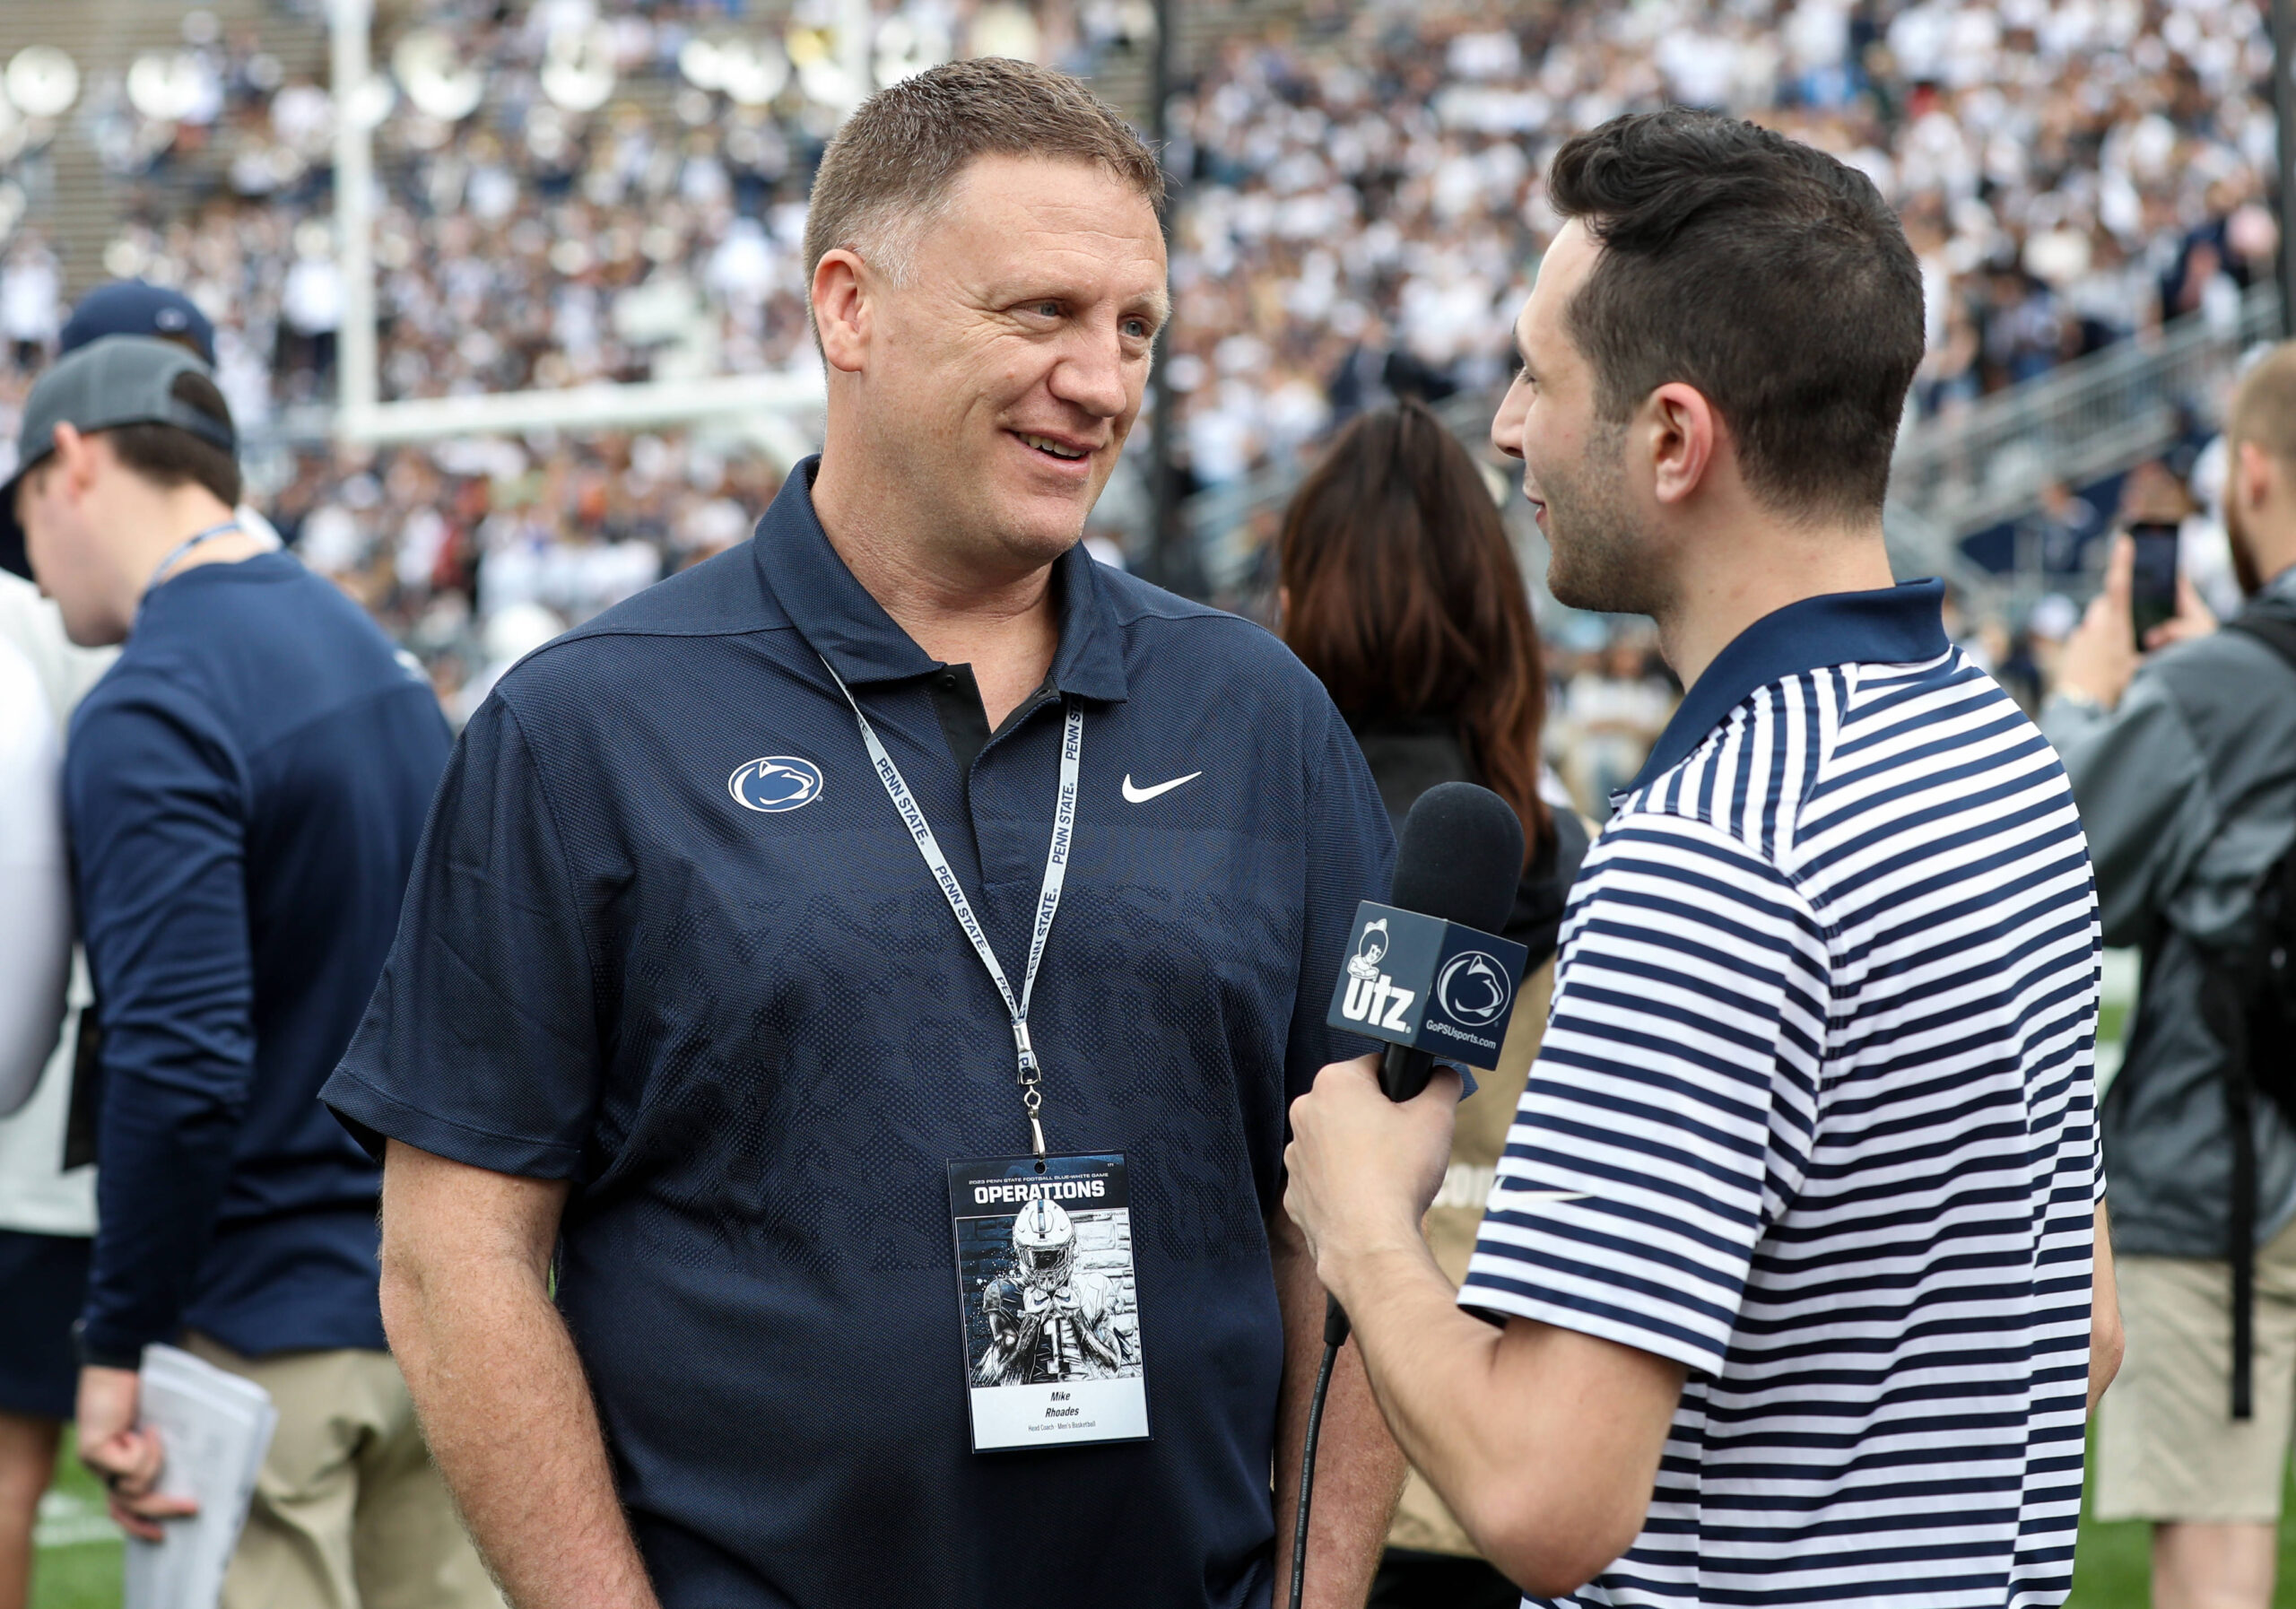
[826,154,1168,578]
[1491,220,1665,617]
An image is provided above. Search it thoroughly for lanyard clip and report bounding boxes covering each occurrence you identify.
[1012,1021,1039,1083]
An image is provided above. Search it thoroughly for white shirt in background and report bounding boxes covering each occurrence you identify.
[0,633,68,1118]
[0,575,114,1237]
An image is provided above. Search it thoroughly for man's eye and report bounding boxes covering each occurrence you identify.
[1031,301,1061,317]
[1122,319,1150,339]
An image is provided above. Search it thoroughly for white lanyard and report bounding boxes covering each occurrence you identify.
[819,656,1083,1157]
[147,519,242,595]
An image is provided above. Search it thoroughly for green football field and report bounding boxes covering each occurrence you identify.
[27,995,2285,1606]
[25,1427,2296,1607]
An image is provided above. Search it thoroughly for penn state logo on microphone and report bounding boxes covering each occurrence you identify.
[1436,951,1512,1028]
[728,755,824,813]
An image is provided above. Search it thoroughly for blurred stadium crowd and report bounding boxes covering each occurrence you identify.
[0,0,2278,802]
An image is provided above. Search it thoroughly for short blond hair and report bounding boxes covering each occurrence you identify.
[2229,342,2296,467]
[802,57,1164,297]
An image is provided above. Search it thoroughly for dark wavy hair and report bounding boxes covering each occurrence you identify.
[1548,109,1924,520]
[1279,401,1550,859]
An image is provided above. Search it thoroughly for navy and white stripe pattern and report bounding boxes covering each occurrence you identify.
[1462,581,2101,1609]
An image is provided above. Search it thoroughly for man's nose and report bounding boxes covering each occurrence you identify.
[1049,325,1133,420]
[1491,383,1526,461]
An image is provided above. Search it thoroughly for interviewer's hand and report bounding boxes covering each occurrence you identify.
[1283,1054,1460,1302]
[77,1364,197,1541]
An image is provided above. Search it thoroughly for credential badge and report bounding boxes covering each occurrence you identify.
[729,755,825,813]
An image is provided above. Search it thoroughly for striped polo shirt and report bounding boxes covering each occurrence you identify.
[1462,580,2101,1609]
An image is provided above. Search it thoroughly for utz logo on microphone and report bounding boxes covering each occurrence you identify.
[1436,951,1512,1028]
[729,755,825,813]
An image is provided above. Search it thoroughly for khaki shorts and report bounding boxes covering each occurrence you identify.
[2093,1214,2296,1524]
[183,1334,501,1609]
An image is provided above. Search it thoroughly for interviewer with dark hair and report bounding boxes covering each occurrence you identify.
[1283,109,2120,1609]
[1278,402,1588,1609]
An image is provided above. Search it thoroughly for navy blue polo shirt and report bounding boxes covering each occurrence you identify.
[323,461,1392,1609]
[68,552,449,1366]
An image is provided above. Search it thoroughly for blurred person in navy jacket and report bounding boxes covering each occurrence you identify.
[1,336,492,1608]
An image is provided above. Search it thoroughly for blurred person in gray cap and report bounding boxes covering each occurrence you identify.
[50,280,282,554]
[3,336,488,1608]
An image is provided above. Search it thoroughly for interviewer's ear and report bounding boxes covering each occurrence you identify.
[812,249,874,375]
[1643,382,1718,508]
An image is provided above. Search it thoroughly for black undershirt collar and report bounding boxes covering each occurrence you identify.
[926,663,1057,781]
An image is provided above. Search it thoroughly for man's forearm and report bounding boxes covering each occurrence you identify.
[1269,1208,1404,1609]
[1323,1239,1682,1600]
[79,1071,248,1364]
[2091,1203,2123,1413]
[1318,1241,1512,1550]
[383,1240,657,1608]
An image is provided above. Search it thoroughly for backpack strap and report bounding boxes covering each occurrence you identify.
[2211,604,2296,1419]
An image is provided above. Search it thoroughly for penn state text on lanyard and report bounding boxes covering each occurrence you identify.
[818,655,1082,1159]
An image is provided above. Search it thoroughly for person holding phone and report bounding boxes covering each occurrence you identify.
[2049,387,2296,1609]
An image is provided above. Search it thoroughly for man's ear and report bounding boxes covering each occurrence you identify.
[813,249,873,376]
[48,423,99,502]
[2238,439,2275,513]
[1643,382,1718,508]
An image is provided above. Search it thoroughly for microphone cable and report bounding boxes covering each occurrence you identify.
[1288,1296,1349,1609]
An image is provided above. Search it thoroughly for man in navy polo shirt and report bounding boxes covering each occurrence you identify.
[1285,112,2122,1609]
[324,59,1403,1609]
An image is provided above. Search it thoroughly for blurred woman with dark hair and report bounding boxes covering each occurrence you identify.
[1278,399,1587,1609]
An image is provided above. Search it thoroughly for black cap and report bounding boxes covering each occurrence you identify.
[0,336,237,580]
[60,281,217,366]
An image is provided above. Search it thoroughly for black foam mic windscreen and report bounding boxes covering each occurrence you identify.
[1376,782,1524,1101]
[1389,780,1525,938]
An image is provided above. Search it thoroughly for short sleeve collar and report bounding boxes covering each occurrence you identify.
[1629,579,1949,793]
[752,457,1129,703]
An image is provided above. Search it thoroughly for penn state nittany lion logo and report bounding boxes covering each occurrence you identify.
[1436,950,1512,1027]
[1346,918,1389,982]
[728,755,824,813]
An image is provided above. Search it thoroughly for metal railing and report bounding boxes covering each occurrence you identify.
[1178,283,2283,599]
[1181,385,1512,593]
[1888,283,2282,543]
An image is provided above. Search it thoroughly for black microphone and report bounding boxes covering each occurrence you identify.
[1374,781,1526,1100]
[1290,781,1527,1609]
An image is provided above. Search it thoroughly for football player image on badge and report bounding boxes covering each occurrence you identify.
[948,1152,1149,1452]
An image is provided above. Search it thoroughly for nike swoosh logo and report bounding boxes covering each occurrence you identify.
[1122,770,1203,804]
